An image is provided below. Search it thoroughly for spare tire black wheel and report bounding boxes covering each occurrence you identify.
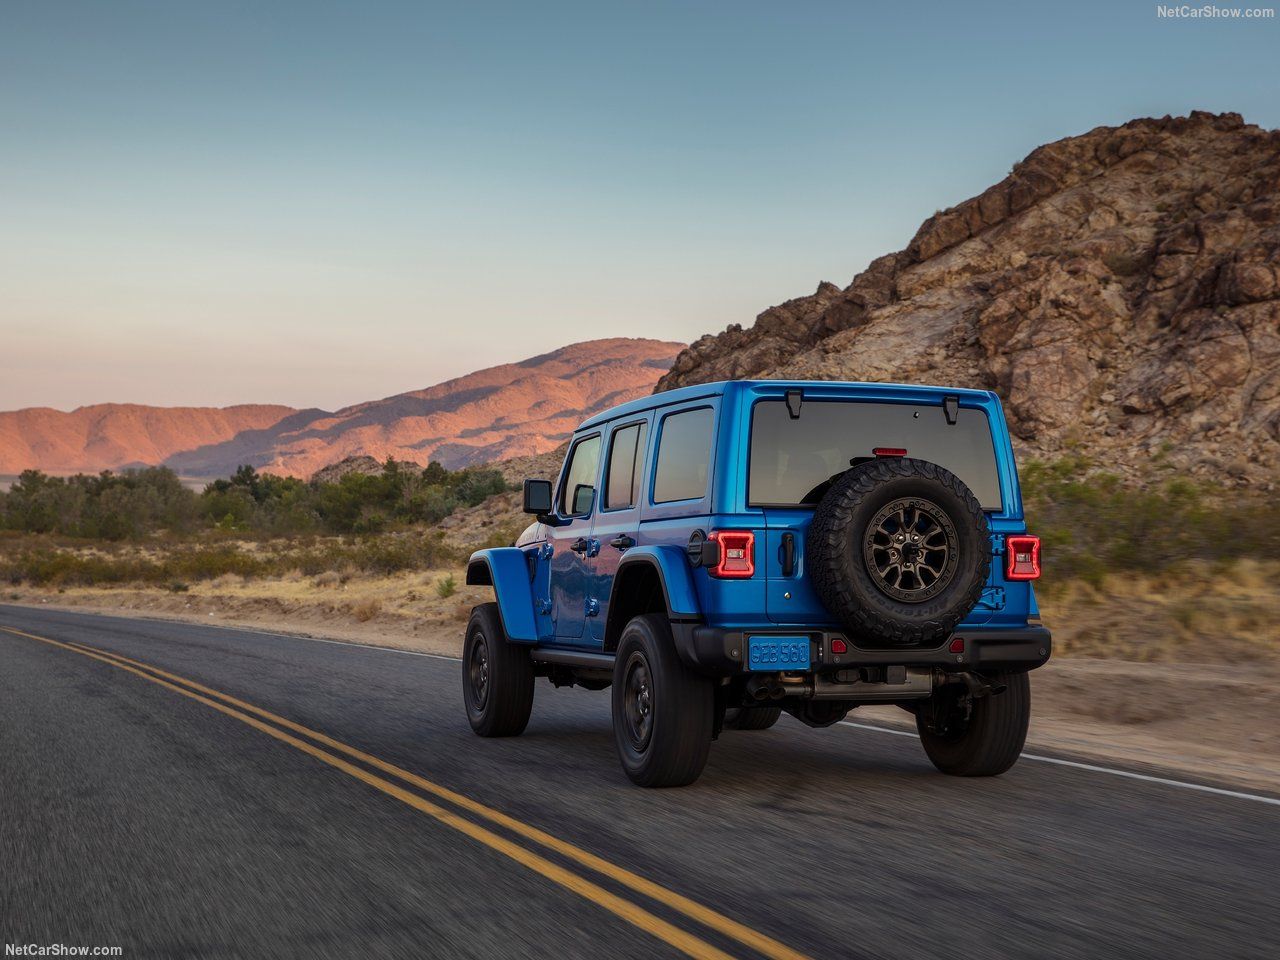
[806,457,990,647]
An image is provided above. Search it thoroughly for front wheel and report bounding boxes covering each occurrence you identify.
[611,614,713,787]
[463,603,534,737]
[916,671,1030,776]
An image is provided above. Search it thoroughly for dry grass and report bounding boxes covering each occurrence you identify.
[3,563,495,657]
[351,599,381,622]
[1039,560,1280,663]
[312,570,342,589]
[7,521,1278,668]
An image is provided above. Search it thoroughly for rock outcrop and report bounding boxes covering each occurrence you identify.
[658,112,1280,484]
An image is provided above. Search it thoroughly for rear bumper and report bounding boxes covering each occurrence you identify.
[671,622,1052,677]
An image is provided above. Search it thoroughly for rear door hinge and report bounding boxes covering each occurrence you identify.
[977,586,1006,610]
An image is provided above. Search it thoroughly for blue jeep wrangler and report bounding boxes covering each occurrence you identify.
[464,380,1049,787]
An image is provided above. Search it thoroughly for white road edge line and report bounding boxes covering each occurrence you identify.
[263,631,463,661]
[839,721,1280,807]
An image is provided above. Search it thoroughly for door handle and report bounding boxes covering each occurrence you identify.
[781,532,796,577]
[610,535,635,550]
[570,537,589,554]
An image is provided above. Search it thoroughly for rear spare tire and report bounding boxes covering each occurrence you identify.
[806,457,989,647]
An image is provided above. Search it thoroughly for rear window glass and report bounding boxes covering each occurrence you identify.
[653,407,714,503]
[748,399,1002,510]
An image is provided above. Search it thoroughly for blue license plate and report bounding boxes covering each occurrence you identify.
[746,636,811,672]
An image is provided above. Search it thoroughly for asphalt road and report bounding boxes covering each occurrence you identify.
[2,605,1277,960]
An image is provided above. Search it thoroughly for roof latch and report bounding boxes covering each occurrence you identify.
[943,395,959,426]
[785,389,803,420]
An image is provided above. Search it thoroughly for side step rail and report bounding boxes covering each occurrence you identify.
[530,648,617,670]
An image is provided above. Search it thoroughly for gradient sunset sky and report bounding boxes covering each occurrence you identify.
[3,0,1277,411]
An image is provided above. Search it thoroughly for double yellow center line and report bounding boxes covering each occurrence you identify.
[2,625,810,960]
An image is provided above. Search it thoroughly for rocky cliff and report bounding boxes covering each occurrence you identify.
[658,112,1280,485]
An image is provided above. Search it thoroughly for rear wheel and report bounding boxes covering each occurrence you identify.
[611,614,713,787]
[723,706,782,731]
[463,603,534,737]
[916,671,1029,776]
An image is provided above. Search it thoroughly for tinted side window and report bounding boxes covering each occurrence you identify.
[653,407,714,504]
[604,421,647,509]
[559,435,601,516]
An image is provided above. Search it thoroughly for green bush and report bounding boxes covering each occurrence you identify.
[1020,456,1280,586]
[0,460,507,541]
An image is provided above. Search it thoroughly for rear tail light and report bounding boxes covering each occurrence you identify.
[1005,535,1041,581]
[873,447,908,457]
[707,530,755,579]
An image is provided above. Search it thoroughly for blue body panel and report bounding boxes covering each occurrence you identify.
[466,547,539,643]
[478,379,1041,653]
[612,546,702,619]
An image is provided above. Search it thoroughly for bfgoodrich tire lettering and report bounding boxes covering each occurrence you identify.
[463,602,534,737]
[611,614,713,787]
[806,457,990,647]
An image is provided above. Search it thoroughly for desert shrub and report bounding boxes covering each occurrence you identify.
[346,533,458,575]
[0,468,199,539]
[436,574,457,599]
[0,459,507,541]
[351,600,381,622]
[0,542,271,587]
[1020,456,1280,585]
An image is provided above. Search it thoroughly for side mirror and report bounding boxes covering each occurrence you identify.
[571,483,595,516]
[523,478,553,515]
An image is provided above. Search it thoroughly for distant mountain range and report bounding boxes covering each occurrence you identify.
[0,338,682,478]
